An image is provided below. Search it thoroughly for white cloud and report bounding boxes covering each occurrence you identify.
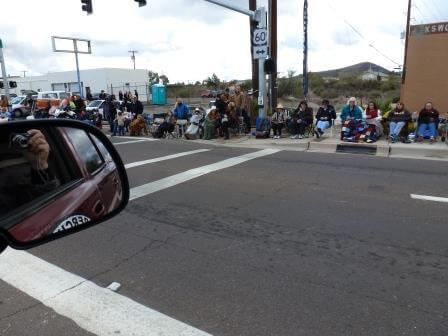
[1,0,447,81]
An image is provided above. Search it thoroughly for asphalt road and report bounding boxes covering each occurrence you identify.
[1,138,448,336]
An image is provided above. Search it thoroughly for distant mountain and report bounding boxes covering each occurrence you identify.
[314,62,392,78]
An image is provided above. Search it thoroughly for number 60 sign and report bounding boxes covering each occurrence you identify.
[253,28,268,45]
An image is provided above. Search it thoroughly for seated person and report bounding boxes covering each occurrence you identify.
[340,97,364,141]
[363,101,382,143]
[154,113,176,138]
[289,100,313,139]
[271,104,288,139]
[416,102,439,143]
[173,98,189,136]
[387,102,411,143]
[314,99,336,138]
[203,107,219,140]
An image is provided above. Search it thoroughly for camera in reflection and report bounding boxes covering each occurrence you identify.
[9,133,30,149]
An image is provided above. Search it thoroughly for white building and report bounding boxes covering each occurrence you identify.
[360,64,389,81]
[3,68,151,101]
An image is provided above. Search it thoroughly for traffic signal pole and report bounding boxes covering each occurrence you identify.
[203,0,267,118]
[0,39,11,101]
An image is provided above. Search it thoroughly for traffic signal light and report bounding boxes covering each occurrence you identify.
[134,0,147,7]
[0,82,3,89]
[81,0,93,15]
[264,58,277,74]
[9,81,17,88]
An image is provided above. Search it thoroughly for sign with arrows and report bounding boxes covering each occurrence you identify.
[253,46,268,59]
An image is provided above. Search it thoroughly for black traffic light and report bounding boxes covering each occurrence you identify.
[264,58,277,75]
[9,81,17,88]
[81,0,93,15]
[0,82,3,89]
[134,0,147,7]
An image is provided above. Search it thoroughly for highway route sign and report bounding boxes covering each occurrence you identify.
[253,28,268,45]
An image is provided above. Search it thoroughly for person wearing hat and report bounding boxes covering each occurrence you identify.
[271,104,288,139]
[315,99,337,138]
[203,107,219,140]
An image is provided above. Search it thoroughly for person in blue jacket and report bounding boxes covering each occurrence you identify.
[341,97,363,122]
[173,98,189,120]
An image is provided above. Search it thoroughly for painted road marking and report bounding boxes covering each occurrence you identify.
[0,248,211,336]
[107,135,157,141]
[0,148,281,335]
[125,149,211,169]
[130,148,282,201]
[114,140,151,146]
[411,194,448,203]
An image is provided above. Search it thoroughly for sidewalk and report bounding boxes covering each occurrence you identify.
[190,132,448,161]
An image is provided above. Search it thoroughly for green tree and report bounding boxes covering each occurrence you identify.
[159,75,169,86]
[148,71,159,85]
[203,73,221,89]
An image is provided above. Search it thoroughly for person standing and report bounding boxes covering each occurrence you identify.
[271,104,288,139]
[105,97,117,135]
[416,102,439,143]
[131,95,144,120]
[73,95,85,116]
[119,91,124,101]
[134,90,139,100]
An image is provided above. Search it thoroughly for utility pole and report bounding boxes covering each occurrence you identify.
[303,0,309,99]
[249,0,259,101]
[22,70,27,78]
[402,0,412,84]
[269,0,278,111]
[0,39,11,102]
[129,50,138,70]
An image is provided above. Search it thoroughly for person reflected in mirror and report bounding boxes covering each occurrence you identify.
[0,129,59,218]
[314,99,336,139]
[416,102,439,143]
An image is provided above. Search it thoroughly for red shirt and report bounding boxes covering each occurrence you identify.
[365,108,378,119]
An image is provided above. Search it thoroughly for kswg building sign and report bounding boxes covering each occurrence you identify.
[411,22,448,36]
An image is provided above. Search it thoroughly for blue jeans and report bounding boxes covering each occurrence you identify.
[108,116,116,134]
[115,125,125,136]
[316,120,330,131]
[389,121,405,137]
[418,123,436,138]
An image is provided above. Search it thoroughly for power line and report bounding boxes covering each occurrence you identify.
[413,4,430,23]
[426,0,444,22]
[324,0,401,66]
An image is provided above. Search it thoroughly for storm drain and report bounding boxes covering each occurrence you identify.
[336,144,377,155]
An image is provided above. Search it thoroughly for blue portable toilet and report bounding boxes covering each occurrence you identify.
[151,84,167,105]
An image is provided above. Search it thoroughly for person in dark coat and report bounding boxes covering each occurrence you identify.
[314,99,336,138]
[416,101,439,143]
[119,91,124,101]
[134,90,139,100]
[387,102,411,143]
[289,100,313,139]
[105,97,117,135]
[131,95,144,119]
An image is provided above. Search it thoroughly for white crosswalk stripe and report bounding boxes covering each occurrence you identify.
[0,148,281,336]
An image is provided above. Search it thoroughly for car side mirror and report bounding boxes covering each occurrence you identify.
[0,119,129,252]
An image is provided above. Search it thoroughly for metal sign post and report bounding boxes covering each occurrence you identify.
[303,0,309,99]
[51,36,92,98]
[203,0,267,119]
[0,39,11,101]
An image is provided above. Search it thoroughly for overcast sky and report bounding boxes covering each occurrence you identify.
[1,0,447,82]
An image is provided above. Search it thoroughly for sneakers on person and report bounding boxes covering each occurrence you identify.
[298,134,304,139]
[416,136,424,143]
[430,136,435,143]
[314,129,320,139]
[318,128,324,135]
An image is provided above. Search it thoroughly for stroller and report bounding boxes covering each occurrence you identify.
[185,110,204,140]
